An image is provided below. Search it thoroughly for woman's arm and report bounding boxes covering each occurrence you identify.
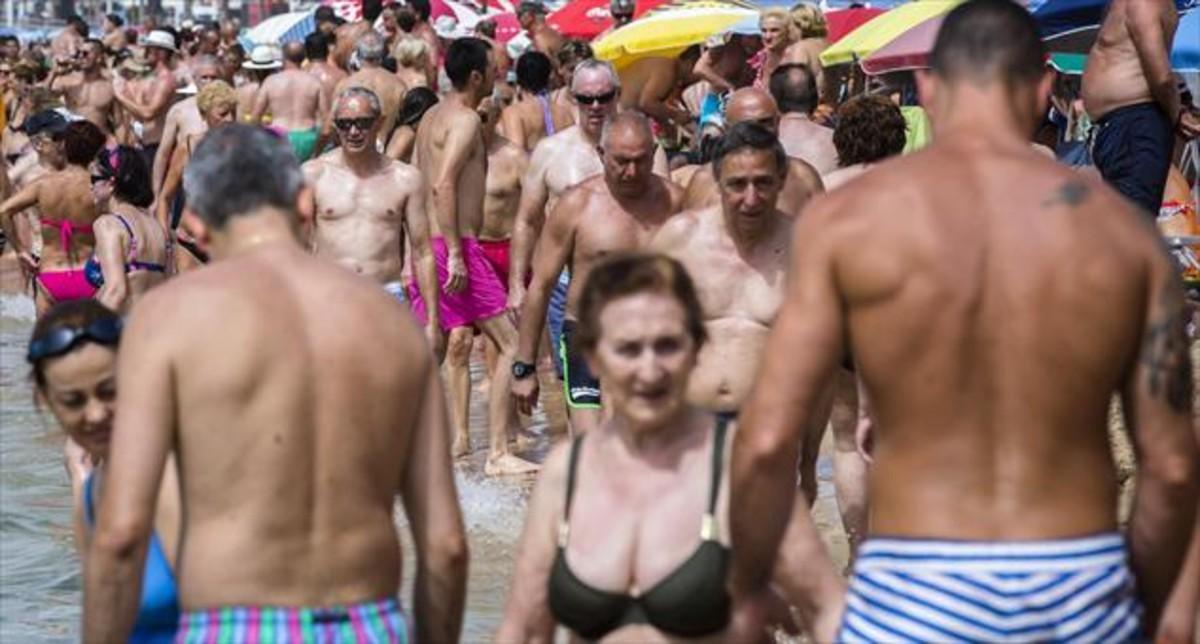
[93,215,130,312]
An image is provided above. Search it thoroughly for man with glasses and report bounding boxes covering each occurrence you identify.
[47,39,115,137]
[511,111,684,433]
[304,87,442,359]
[412,37,538,475]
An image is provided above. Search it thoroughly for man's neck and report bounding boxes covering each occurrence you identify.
[726,208,774,250]
[780,111,812,122]
[342,147,385,174]
[447,88,481,111]
[209,208,299,260]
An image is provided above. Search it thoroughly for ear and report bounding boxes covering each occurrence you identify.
[1035,69,1055,120]
[915,70,936,116]
[181,209,211,245]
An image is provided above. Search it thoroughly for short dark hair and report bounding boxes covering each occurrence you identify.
[105,13,124,27]
[557,39,593,67]
[63,120,105,166]
[304,31,330,60]
[515,51,552,93]
[363,0,384,23]
[399,86,439,126]
[397,8,417,32]
[409,0,431,22]
[183,125,304,229]
[96,145,153,208]
[711,121,787,178]
[29,300,122,388]
[929,0,1046,85]
[68,15,89,36]
[769,63,817,115]
[575,253,707,354]
[444,37,490,90]
[283,41,305,64]
[833,95,906,167]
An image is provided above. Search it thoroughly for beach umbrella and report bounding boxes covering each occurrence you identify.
[547,0,671,39]
[593,0,758,68]
[241,10,315,48]
[859,11,942,74]
[444,0,523,41]
[826,7,887,43]
[1031,0,1199,39]
[819,0,962,67]
[1172,9,1200,72]
[1048,51,1087,74]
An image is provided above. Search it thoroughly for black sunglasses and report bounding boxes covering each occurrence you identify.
[573,90,617,106]
[333,116,377,132]
[27,317,123,363]
[90,173,113,184]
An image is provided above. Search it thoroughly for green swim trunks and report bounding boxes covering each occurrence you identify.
[287,127,320,162]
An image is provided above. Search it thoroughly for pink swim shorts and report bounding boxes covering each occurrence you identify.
[407,237,507,331]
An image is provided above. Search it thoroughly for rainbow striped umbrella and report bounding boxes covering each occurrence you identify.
[819,0,962,67]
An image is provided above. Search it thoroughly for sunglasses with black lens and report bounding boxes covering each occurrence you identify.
[27,317,123,363]
[573,90,617,106]
[333,117,377,132]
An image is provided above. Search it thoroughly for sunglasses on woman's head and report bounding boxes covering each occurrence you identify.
[573,90,616,106]
[27,317,123,363]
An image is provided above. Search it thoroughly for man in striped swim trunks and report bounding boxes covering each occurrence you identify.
[82,125,468,643]
[728,2,1199,643]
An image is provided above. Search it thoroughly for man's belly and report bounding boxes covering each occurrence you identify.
[1082,53,1155,119]
[687,319,769,412]
[313,230,404,283]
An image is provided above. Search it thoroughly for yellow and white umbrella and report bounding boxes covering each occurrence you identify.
[593,0,757,69]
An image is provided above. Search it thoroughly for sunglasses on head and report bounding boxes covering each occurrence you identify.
[573,90,616,106]
[333,116,377,132]
[27,317,123,363]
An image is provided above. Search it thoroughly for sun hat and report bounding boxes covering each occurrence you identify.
[242,44,283,70]
[141,29,178,53]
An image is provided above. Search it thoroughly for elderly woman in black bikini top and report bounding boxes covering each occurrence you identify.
[498,254,828,643]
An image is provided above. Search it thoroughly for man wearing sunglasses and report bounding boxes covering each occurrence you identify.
[83,124,468,644]
[413,37,538,476]
[47,39,115,138]
[304,87,443,359]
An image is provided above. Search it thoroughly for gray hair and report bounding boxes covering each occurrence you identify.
[570,58,620,93]
[183,124,304,228]
[335,86,383,117]
[356,32,386,63]
[599,110,652,150]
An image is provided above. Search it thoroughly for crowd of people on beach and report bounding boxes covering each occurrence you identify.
[1,0,1199,641]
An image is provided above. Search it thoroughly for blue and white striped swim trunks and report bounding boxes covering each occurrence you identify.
[838,533,1142,643]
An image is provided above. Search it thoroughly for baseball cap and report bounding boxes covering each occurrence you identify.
[23,109,68,137]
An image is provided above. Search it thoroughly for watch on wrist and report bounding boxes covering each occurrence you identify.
[511,360,536,379]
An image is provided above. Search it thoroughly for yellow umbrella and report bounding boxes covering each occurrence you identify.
[593,0,757,69]
[819,0,963,67]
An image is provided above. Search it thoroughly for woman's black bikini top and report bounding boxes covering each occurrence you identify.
[547,418,731,640]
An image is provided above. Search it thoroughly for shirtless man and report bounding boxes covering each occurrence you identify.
[113,31,180,169]
[253,42,327,162]
[413,37,537,475]
[326,33,406,151]
[617,47,701,135]
[512,111,683,433]
[769,63,838,175]
[683,88,824,216]
[51,15,87,62]
[82,124,468,644]
[499,51,572,152]
[304,87,441,355]
[48,40,115,136]
[152,55,222,200]
[729,4,1198,642]
[1083,0,1198,216]
[305,32,346,109]
[444,96,530,456]
[333,0,384,69]
[237,46,279,122]
[517,2,563,62]
[101,14,128,52]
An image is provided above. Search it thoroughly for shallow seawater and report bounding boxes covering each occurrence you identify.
[0,292,845,642]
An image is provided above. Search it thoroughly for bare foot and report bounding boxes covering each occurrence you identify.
[452,434,471,459]
[485,453,541,476]
[510,429,539,452]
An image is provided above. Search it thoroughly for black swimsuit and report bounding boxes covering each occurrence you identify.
[547,418,732,640]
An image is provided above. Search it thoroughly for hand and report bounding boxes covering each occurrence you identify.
[511,372,539,416]
[17,250,39,272]
[1178,111,1200,140]
[855,416,873,464]
[426,323,446,364]
[727,589,774,643]
[62,437,95,490]
[445,251,468,294]
[506,284,526,320]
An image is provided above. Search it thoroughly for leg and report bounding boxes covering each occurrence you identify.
[559,320,603,435]
[444,326,473,458]
[477,313,540,475]
[537,327,569,439]
[798,378,836,506]
[831,369,868,564]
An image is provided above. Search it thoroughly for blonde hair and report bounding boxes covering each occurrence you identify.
[760,7,799,43]
[197,79,237,116]
[393,37,430,67]
[790,3,827,39]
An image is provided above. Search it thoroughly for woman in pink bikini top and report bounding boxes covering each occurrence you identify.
[0,115,106,316]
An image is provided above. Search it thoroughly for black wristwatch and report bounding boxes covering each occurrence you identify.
[511,360,536,380]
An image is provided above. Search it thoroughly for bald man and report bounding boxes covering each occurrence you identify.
[770,63,838,175]
[683,87,824,215]
[253,41,328,162]
[511,111,684,433]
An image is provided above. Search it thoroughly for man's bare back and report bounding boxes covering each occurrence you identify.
[778,115,837,175]
[1082,0,1179,120]
[256,69,325,130]
[308,60,347,107]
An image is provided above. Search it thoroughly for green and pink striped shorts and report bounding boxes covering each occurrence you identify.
[175,597,408,643]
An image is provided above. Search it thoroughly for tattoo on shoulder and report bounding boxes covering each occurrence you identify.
[1140,281,1194,414]
[1042,180,1090,208]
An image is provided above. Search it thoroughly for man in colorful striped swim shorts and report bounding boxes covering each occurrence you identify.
[727,2,1199,643]
[83,125,468,644]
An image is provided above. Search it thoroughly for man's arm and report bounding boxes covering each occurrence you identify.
[114,74,174,122]
[692,47,734,94]
[83,292,176,642]
[299,160,323,249]
[403,170,445,360]
[1128,2,1183,125]
[401,351,468,643]
[156,144,187,230]
[507,142,553,310]
[93,216,131,311]
[729,197,845,630]
[637,67,690,129]
[1122,244,1199,633]
[249,79,270,124]
[429,112,481,292]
